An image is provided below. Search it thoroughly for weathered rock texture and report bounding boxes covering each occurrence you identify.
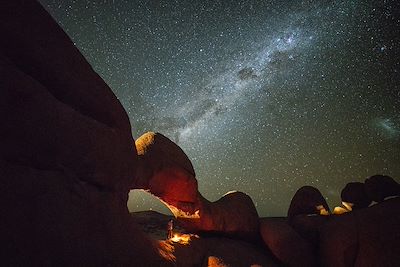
[0,1,166,266]
[134,132,260,241]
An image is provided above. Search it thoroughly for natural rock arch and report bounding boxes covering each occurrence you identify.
[131,132,261,241]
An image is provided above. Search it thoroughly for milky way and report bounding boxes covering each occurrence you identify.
[39,0,400,216]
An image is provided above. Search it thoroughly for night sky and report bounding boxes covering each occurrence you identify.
[39,0,399,216]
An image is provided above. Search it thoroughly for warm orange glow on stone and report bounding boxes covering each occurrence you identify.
[169,233,198,245]
[316,205,330,215]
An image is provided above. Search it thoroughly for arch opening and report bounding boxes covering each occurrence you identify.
[128,189,173,216]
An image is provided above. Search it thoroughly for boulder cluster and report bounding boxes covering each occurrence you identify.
[132,131,400,266]
[261,176,400,267]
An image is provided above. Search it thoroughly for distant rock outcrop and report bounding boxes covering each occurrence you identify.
[0,1,166,266]
[364,175,400,202]
[287,186,330,219]
[280,182,400,267]
[341,182,371,209]
[134,132,260,241]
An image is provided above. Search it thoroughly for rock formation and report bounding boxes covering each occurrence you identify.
[319,197,400,267]
[287,185,330,219]
[340,182,371,209]
[166,236,278,266]
[134,132,260,241]
[0,1,166,265]
[364,175,400,202]
[259,217,317,267]
[285,186,329,245]
[3,1,400,266]
[280,182,400,267]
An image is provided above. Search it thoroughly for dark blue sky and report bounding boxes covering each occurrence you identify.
[39,0,399,216]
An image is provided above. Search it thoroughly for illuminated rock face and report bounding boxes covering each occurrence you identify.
[179,191,260,242]
[0,1,165,266]
[134,132,198,215]
[134,132,260,241]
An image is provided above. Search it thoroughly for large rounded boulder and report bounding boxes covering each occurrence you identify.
[341,182,371,209]
[287,186,330,245]
[287,186,330,219]
[0,1,166,266]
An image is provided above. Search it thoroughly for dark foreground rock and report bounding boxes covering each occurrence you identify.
[133,210,280,267]
[260,217,317,267]
[287,186,330,219]
[163,236,279,267]
[0,1,166,266]
[341,182,371,209]
[319,197,400,267]
[279,184,400,267]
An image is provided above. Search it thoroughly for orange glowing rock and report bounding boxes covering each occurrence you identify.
[316,205,330,216]
[333,201,353,215]
[169,233,199,245]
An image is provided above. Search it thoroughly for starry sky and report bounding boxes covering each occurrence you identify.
[39,0,399,216]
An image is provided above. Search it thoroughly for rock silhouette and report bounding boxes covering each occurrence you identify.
[341,182,371,209]
[283,182,400,267]
[287,186,330,219]
[0,1,165,266]
[364,175,400,202]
